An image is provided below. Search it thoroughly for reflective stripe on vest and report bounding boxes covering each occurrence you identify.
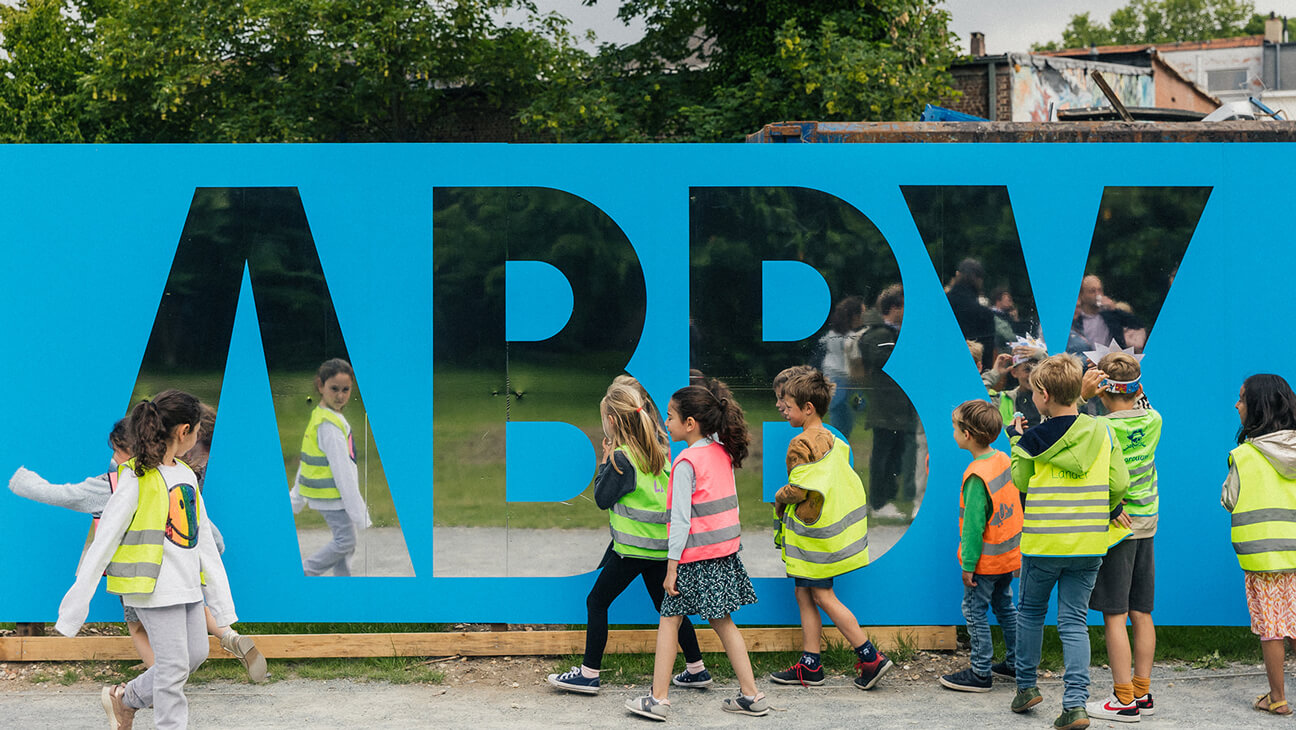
[298,406,352,499]
[958,450,1022,574]
[608,446,670,559]
[105,460,202,596]
[1106,412,1161,518]
[1230,443,1296,572]
[781,438,870,579]
[1020,422,1115,557]
[667,441,741,564]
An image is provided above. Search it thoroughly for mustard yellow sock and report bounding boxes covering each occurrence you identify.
[1132,675,1150,699]
[1114,682,1135,705]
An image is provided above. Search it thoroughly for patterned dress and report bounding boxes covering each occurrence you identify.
[1245,571,1296,639]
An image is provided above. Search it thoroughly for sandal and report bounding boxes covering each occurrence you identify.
[1255,692,1292,715]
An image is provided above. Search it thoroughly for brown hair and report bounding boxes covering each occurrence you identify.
[1097,352,1141,385]
[670,378,750,468]
[129,389,202,476]
[773,365,813,397]
[107,418,133,454]
[953,400,1002,447]
[316,358,355,388]
[602,382,670,476]
[1028,353,1083,406]
[876,284,904,315]
[181,403,218,487]
[782,369,834,418]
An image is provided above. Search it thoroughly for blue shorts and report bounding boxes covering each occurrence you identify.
[793,576,834,589]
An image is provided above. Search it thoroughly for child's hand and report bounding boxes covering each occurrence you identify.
[664,564,679,596]
[1113,511,1132,529]
[1011,415,1027,435]
[993,353,1013,372]
[962,571,977,588]
[601,438,613,462]
[1081,368,1106,400]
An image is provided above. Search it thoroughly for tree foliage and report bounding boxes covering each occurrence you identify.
[521,0,961,142]
[1033,0,1262,51]
[0,0,581,142]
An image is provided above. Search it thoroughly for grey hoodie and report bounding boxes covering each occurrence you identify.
[1222,430,1296,511]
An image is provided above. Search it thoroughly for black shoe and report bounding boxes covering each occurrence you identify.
[991,660,1016,679]
[854,653,893,690]
[769,662,825,686]
[939,667,992,693]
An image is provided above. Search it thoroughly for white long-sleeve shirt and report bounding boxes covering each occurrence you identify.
[56,461,235,637]
[667,436,718,561]
[289,412,371,529]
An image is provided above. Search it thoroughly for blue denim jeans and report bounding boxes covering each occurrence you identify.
[828,375,854,438]
[962,571,1017,676]
[1014,555,1102,709]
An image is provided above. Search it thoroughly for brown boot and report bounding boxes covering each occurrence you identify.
[101,683,136,730]
[221,629,268,683]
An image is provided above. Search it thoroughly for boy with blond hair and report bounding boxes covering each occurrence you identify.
[1079,349,1161,721]
[771,369,891,691]
[1010,354,1129,730]
[940,400,1022,693]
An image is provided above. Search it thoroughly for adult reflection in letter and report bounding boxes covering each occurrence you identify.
[819,297,866,438]
[1069,275,1147,355]
[946,259,997,372]
[857,285,917,519]
[291,359,372,576]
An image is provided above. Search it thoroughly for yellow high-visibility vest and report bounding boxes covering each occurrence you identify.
[1230,442,1296,572]
[781,438,869,579]
[1021,427,1115,558]
[298,407,352,499]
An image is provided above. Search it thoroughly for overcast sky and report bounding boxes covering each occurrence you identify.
[541,0,1296,54]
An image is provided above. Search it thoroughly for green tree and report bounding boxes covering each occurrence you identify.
[1034,0,1260,51]
[522,0,960,142]
[0,0,579,142]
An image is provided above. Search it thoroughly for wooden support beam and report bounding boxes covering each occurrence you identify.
[0,626,955,662]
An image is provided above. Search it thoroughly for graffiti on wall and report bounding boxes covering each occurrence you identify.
[1010,54,1155,121]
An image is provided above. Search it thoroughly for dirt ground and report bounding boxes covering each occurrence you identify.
[0,648,1287,728]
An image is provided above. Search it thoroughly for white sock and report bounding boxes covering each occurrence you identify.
[580,665,599,679]
[686,660,705,674]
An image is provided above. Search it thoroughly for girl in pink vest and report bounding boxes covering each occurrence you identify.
[626,379,766,721]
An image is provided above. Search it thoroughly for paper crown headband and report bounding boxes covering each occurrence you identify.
[1082,340,1143,394]
[1010,335,1047,365]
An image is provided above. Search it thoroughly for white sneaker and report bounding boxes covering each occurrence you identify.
[873,503,904,519]
[1087,694,1140,722]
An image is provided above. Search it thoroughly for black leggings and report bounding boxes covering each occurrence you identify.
[583,546,704,669]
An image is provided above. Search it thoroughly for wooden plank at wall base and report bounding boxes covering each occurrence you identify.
[0,627,956,661]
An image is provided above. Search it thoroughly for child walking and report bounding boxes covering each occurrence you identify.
[1223,373,1296,716]
[1009,354,1128,730]
[770,368,891,690]
[626,379,766,721]
[290,358,371,576]
[548,380,710,694]
[12,413,265,682]
[56,390,236,730]
[940,399,1021,693]
[1080,350,1160,721]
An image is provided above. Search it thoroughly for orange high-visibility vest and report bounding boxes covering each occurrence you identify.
[959,451,1022,574]
[667,442,741,564]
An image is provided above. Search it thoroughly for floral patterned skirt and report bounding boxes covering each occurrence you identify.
[1245,571,1296,640]
[660,552,758,620]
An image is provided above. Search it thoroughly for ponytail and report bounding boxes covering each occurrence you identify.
[602,383,669,476]
[670,378,750,469]
[128,389,202,476]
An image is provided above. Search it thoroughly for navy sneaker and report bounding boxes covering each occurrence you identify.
[939,667,992,692]
[546,665,600,694]
[672,668,713,688]
[1134,693,1154,716]
[991,660,1016,679]
[770,661,825,686]
[854,653,893,690]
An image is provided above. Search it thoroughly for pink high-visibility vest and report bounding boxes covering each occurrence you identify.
[667,441,741,563]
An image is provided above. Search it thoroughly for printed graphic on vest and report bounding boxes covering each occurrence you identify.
[1125,428,1145,452]
[166,482,200,549]
[988,501,1015,528]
